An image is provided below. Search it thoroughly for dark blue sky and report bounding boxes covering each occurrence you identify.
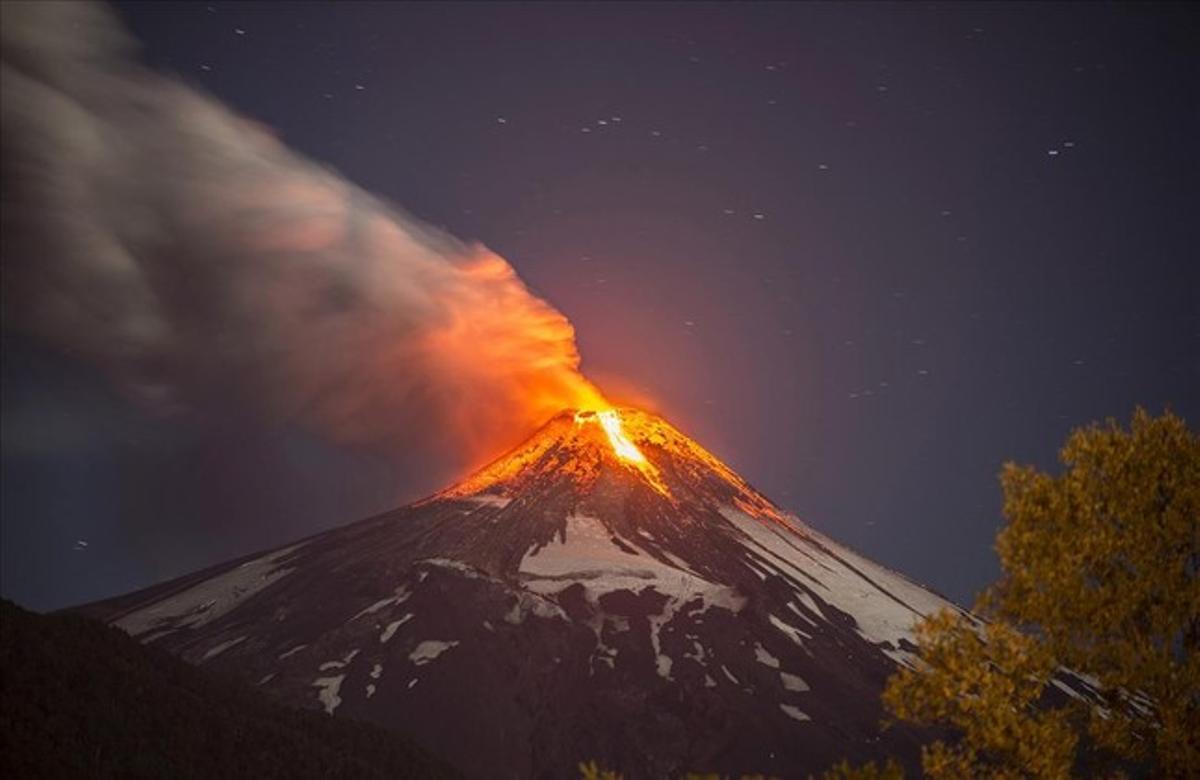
[2,1,1196,611]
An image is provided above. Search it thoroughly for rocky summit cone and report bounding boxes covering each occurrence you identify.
[82,408,968,778]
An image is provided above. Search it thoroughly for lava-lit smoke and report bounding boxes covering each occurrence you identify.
[0,2,606,465]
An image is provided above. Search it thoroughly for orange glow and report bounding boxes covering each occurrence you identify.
[443,406,797,527]
[418,248,610,466]
[594,409,648,463]
[574,408,670,495]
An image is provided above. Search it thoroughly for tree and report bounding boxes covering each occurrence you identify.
[883,409,1199,778]
[579,761,623,780]
[817,758,905,780]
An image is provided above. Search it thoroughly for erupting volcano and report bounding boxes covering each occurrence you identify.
[82,407,969,777]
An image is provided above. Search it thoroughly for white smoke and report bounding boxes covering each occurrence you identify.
[1,2,603,464]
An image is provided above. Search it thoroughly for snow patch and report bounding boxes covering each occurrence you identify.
[768,614,812,650]
[351,586,411,621]
[201,635,246,661]
[462,494,511,509]
[520,514,742,608]
[780,703,811,722]
[409,640,459,665]
[313,675,345,715]
[648,601,679,681]
[366,683,376,699]
[781,672,809,692]
[754,642,780,669]
[278,644,308,660]
[1051,679,1086,702]
[319,649,359,670]
[786,601,818,627]
[380,614,413,643]
[114,543,305,636]
[519,513,744,674]
[504,591,567,624]
[682,638,707,664]
[795,591,823,619]
[370,663,383,680]
[721,506,958,666]
[420,558,487,578]
[137,628,177,644]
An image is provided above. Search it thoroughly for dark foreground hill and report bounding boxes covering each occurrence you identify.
[0,599,459,779]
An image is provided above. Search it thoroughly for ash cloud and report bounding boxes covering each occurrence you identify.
[1,2,603,466]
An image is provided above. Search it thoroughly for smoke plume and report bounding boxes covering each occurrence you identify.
[1,2,606,465]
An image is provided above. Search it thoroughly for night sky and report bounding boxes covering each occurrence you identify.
[2,1,1197,612]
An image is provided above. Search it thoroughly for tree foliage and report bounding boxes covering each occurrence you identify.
[579,761,624,780]
[883,612,1075,779]
[817,757,905,779]
[884,409,1199,777]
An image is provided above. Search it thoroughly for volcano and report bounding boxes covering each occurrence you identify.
[82,408,966,778]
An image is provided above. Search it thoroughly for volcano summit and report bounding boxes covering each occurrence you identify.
[83,409,966,777]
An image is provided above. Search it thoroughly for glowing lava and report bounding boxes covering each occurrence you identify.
[574,409,670,495]
[591,410,647,463]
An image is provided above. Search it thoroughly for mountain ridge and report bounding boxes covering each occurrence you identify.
[80,407,967,778]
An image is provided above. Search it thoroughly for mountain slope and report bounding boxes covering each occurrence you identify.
[81,408,968,778]
[0,599,459,779]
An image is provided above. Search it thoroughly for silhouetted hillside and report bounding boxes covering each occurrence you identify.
[0,599,459,779]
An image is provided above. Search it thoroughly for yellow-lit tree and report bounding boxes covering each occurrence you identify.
[882,409,1199,778]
